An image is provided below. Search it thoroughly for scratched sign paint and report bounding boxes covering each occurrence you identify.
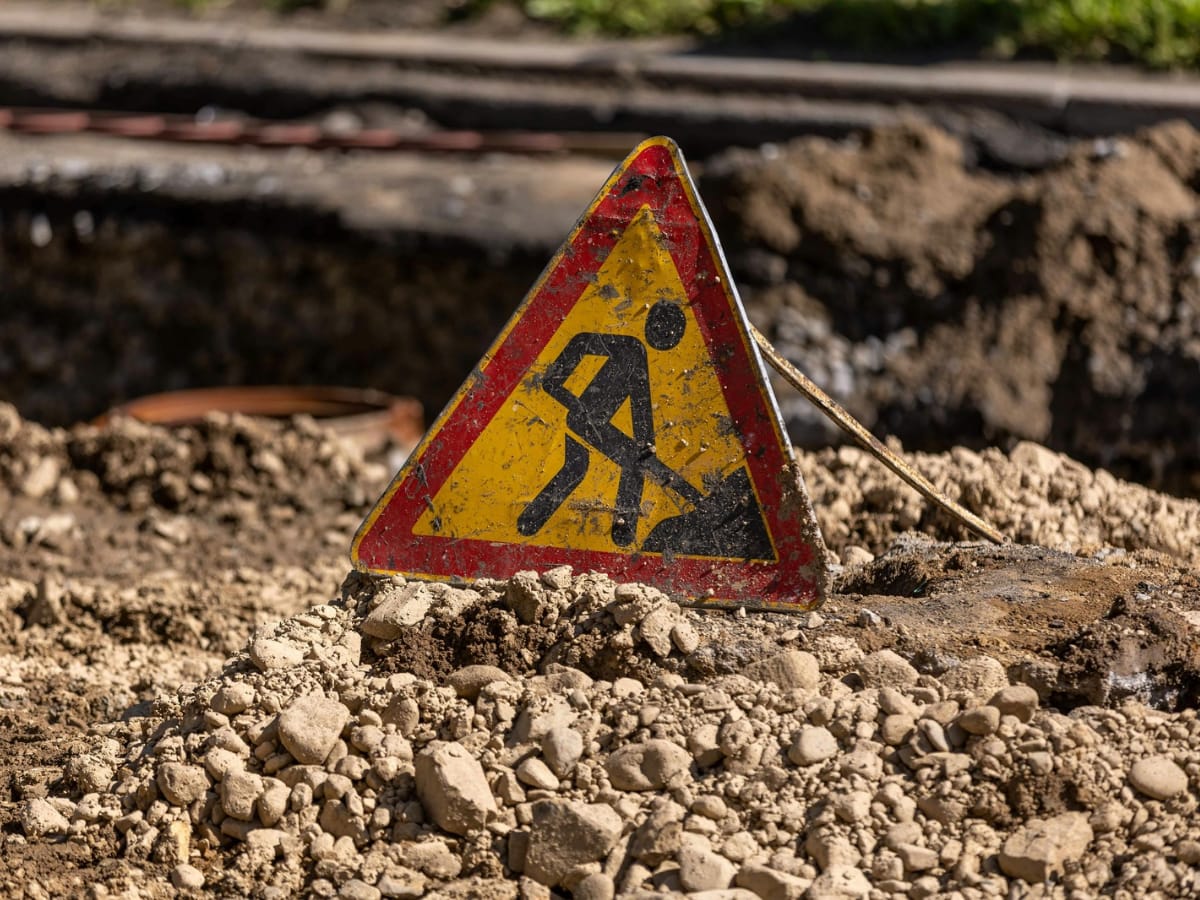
[352,136,827,609]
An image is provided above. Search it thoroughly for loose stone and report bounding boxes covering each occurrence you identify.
[523,800,622,887]
[788,727,838,766]
[1129,755,1189,800]
[989,685,1039,722]
[606,739,691,791]
[414,741,497,836]
[157,762,210,807]
[277,694,350,766]
[998,812,1094,883]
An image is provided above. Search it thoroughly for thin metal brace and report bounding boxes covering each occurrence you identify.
[751,325,1008,546]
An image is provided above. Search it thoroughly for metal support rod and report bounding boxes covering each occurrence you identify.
[751,325,1008,545]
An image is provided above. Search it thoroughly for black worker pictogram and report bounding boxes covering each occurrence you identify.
[517,300,774,560]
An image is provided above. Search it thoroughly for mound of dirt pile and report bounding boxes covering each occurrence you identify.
[796,440,1200,566]
[4,406,1200,897]
[30,570,1200,899]
[702,119,1200,494]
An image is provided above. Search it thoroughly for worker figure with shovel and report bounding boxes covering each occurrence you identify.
[518,299,772,560]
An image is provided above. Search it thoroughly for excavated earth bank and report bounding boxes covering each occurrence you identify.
[5,120,1200,498]
[1,406,1199,898]
[700,119,1200,495]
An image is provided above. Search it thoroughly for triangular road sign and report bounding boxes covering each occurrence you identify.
[353,136,827,610]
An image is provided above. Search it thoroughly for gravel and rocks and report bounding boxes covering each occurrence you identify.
[17,565,1195,898]
[2,404,1200,897]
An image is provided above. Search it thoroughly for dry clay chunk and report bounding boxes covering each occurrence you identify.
[277,694,350,766]
[415,740,497,835]
[523,799,622,887]
[999,812,1094,883]
[743,650,820,691]
[606,739,692,791]
[157,762,210,807]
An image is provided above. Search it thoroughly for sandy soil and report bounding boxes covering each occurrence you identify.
[1,404,1198,898]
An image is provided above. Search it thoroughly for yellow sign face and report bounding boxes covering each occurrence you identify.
[353,136,827,609]
[412,205,760,556]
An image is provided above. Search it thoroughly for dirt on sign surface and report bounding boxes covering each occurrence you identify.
[2,404,1200,898]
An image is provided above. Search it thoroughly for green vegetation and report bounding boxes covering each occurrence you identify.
[516,0,1200,68]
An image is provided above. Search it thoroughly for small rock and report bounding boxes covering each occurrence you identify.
[1129,756,1189,800]
[735,864,810,900]
[204,747,245,781]
[998,812,1093,883]
[805,865,871,899]
[541,726,584,777]
[637,605,677,657]
[671,621,700,654]
[841,546,874,567]
[743,651,820,691]
[989,685,1039,722]
[383,695,421,737]
[879,715,914,747]
[678,845,736,892]
[414,741,497,835]
[858,650,918,688]
[156,819,191,865]
[630,802,684,865]
[171,864,205,890]
[1177,839,1200,865]
[955,706,1001,736]
[688,724,724,768]
[221,770,263,821]
[877,688,919,717]
[612,677,644,698]
[692,795,727,820]
[257,779,290,826]
[918,719,949,752]
[362,584,433,638]
[19,797,70,836]
[839,743,883,781]
[339,879,382,900]
[277,694,350,766]
[516,757,559,791]
[506,572,543,624]
[939,656,1008,703]
[523,800,622,887]
[895,843,938,872]
[606,739,692,791]
[249,635,306,671]
[832,791,871,824]
[377,869,427,898]
[806,830,860,871]
[1011,440,1060,476]
[856,608,883,627]
[447,664,512,700]
[157,762,210,807]
[67,753,113,796]
[21,457,60,499]
[210,682,255,716]
[787,726,838,766]
[573,872,616,900]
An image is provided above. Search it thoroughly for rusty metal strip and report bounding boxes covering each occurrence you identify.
[0,106,640,156]
[96,385,424,454]
[751,325,1008,545]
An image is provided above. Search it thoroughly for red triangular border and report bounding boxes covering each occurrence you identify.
[352,137,827,609]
